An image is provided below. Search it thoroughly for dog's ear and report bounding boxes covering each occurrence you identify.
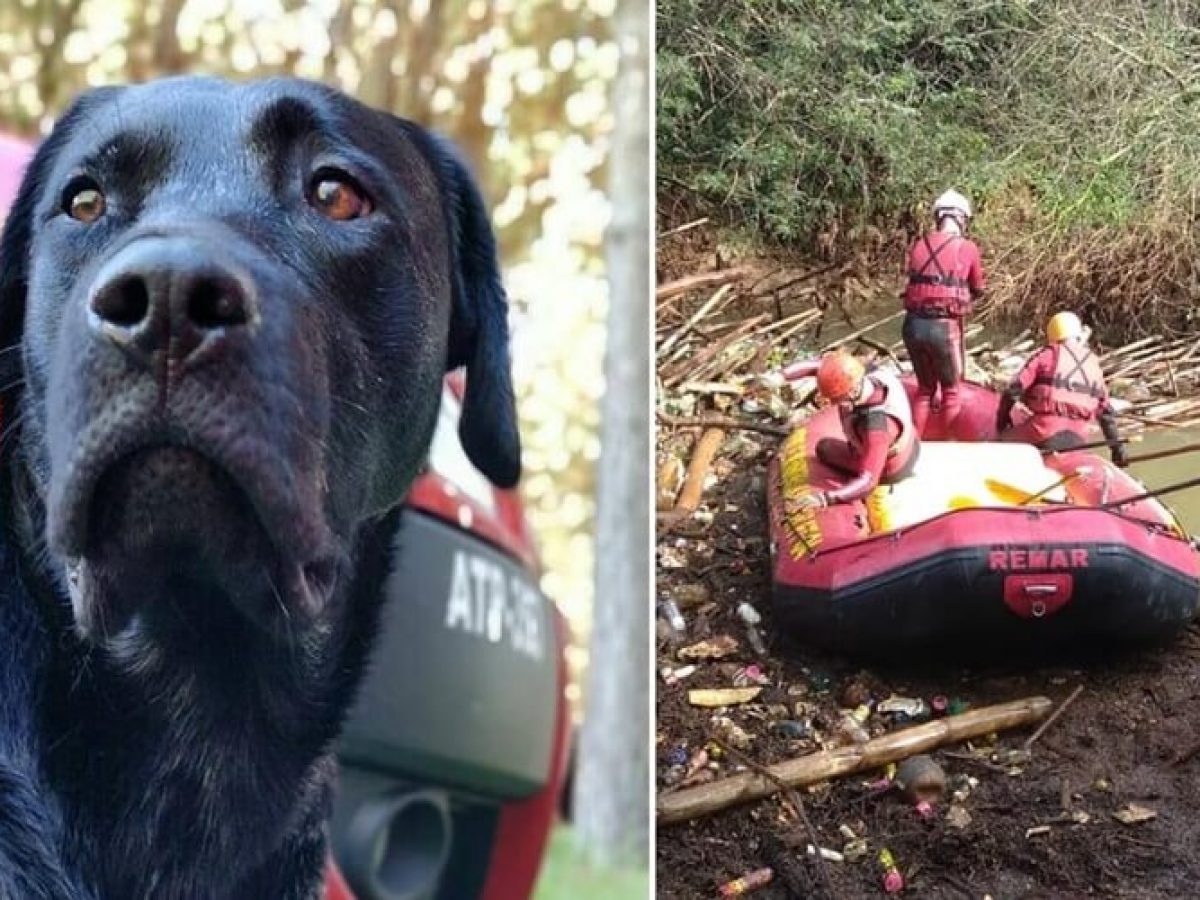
[425,135,521,489]
[0,87,123,401]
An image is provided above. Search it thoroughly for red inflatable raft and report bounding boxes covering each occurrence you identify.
[767,376,1200,654]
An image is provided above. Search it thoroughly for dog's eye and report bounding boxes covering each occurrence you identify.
[309,171,372,221]
[63,178,106,224]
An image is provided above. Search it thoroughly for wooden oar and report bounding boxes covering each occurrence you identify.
[1098,474,1200,511]
[1040,434,1141,455]
[948,495,983,510]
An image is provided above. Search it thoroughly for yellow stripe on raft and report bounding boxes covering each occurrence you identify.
[779,427,823,556]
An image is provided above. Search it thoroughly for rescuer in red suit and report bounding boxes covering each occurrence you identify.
[783,351,919,509]
[996,311,1129,466]
[902,189,986,438]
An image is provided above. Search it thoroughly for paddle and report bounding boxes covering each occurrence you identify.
[1098,474,1200,511]
[984,467,1092,506]
[1040,434,1142,455]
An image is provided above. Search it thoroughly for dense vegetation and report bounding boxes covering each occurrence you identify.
[658,0,1200,335]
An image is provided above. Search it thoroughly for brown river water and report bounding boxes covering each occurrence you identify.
[1126,425,1200,533]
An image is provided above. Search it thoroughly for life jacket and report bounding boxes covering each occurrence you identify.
[839,368,918,477]
[1024,341,1106,420]
[904,231,972,317]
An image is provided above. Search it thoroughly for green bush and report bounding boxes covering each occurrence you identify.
[658,0,1200,249]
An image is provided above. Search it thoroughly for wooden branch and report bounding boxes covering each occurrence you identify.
[657,412,791,437]
[1024,685,1083,750]
[673,428,725,514]
[657,284,735,358]
[657,696,1053,825]
[656,266,755,303]
[662,314,767,387]
[657,217,709,240]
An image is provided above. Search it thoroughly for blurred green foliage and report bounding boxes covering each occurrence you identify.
[532,826,649,899]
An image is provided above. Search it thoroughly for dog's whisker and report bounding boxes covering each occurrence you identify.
[330,395,370,416]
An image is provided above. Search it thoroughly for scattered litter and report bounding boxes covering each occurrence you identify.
[950,774,980,803]
[991,748,1032,770]
[945,805,972,829]
[717,867,774,896]
[736,601,760,627]
[658,546,688,569]
[772,719,811,739]
[712,716,753,750]
[878,848,904,893]
[1113,803,1157,825]
[679,635,739,660]
[834,712,870,745]
[1026,825,1052,838]
[805,844,844,862]
[661,664,698,686]
[673,583,712,609]
[930,695,949,716]
[948,698,971,715]
[733,664,771,686]
[1094,777,1112,793]
[894,755,946,804]
[736,602,768,655]
[843,837,869,861]
[658,599,686,632]
[689,687,762,707]
[878,695,930,720]
[665,746,688,767]
[840,679,872,709]
[844,840,870,863]
[793,700,818,718]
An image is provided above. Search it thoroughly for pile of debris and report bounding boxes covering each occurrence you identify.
[654,262,1193,897]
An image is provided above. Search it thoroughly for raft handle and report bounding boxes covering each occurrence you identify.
[1023,584,1059,618]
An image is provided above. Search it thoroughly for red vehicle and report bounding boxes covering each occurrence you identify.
[0,136,571,900]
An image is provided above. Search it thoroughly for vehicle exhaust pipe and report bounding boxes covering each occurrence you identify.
[339,789,452,900]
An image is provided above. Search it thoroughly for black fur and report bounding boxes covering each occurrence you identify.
[0,76,519,898]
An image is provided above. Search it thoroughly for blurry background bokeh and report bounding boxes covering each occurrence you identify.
[0,0,612,707]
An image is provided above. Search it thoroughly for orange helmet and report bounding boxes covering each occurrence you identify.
[816,351,865,402]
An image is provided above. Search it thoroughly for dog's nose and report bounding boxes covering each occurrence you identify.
[88,238,258,369]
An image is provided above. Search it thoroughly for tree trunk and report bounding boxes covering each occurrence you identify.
[153,0,189,74]
[572,0,650,870]
[456,0,494,179]
[401,0,445,122]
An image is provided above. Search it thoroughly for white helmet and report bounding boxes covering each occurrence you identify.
[932,189,972,220]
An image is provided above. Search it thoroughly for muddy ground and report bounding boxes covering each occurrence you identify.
[654,241,1200,899]
[656,450,1200,898]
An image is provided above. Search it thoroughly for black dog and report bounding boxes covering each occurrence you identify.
[0,76,520,898]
